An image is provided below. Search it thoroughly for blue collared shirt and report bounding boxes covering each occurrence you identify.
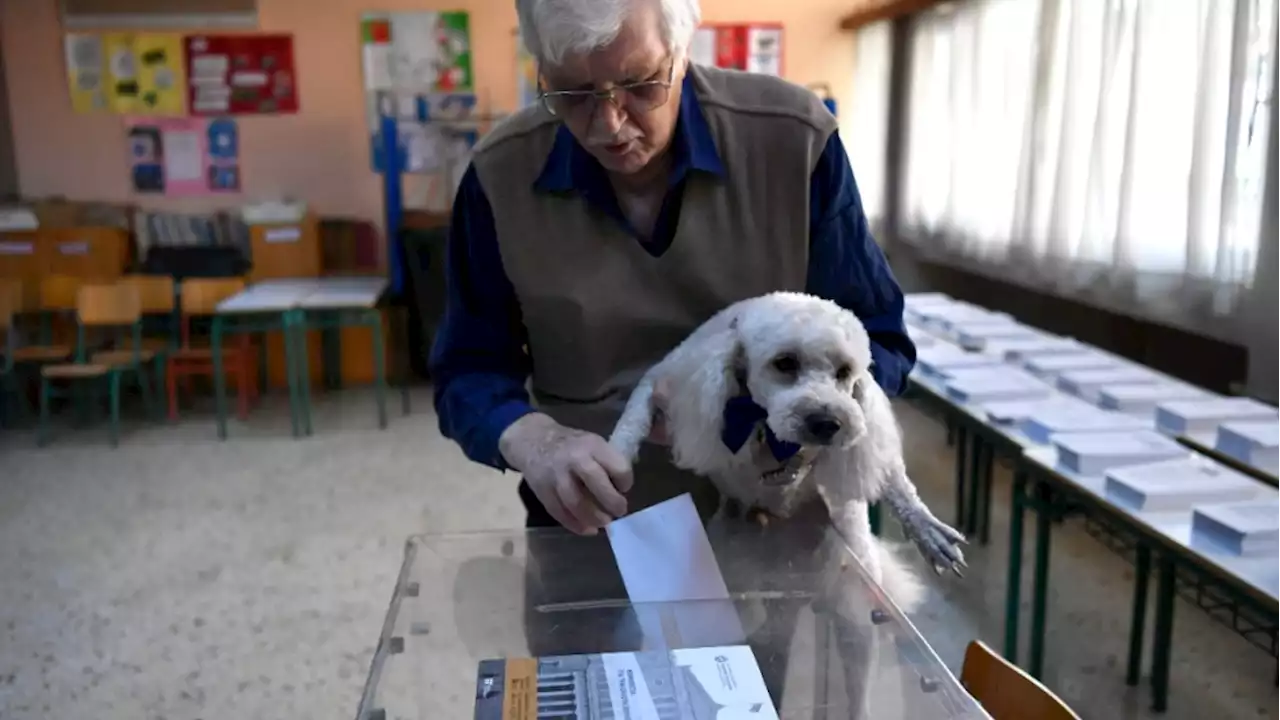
[431,74,915,469]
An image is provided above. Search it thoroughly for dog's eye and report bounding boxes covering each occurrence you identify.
[771,354,799,375]
[836,365,853,382]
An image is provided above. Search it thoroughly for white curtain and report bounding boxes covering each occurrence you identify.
[902,0,1278,341]
[845,20,894,228]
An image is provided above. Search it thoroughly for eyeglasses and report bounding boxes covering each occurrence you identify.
[538,61,676,120]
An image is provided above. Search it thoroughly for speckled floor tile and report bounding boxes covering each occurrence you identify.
[0,389,1274,719]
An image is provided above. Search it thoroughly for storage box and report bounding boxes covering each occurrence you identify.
[1215,420,1280,475]
[1191,498,1280,556]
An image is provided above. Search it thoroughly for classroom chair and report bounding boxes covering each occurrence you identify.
[166,278,258,421]
[37,283,157,447]
[960,640,1081,720]
[10,274,81,364]
[120,274,178,393]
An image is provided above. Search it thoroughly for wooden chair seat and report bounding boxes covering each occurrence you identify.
[13,346,72,362]
[42,363,108,379]
[91,349,156,367]
[961,641,1081,720]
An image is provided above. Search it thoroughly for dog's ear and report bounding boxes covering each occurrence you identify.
[661,320,745,467]
[852,373,870,405]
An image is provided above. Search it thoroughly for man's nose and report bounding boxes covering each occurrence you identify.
[592,97,627,135]
[803,413,842,444]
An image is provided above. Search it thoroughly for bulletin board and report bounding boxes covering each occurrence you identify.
[64,32,188,115]
[126,116,240,196]
[690,23,785,76]
[184,34,299,115]
[360,11,477,173]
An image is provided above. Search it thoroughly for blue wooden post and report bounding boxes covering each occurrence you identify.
[380,114,405,295]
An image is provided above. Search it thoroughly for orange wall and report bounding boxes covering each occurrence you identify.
[1,0,854,223]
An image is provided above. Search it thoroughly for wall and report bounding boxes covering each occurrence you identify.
[0,31,17,199]
[0,0,855,222]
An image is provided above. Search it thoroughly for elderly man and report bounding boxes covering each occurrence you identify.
[431,0,914,534]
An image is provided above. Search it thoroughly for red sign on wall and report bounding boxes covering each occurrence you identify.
[693,24,784,76]
[185,34,298,115]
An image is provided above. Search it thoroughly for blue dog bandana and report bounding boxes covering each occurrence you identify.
[720,394,802,462]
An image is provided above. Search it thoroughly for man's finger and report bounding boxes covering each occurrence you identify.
[536,480,589,535]
[592,442,635,494]
[574,458,628,518]
[555,470,610,533]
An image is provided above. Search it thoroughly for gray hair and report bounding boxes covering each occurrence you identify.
[516,0,700,67]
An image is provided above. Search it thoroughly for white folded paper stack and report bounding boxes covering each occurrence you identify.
[944,367,1051,404]
[915,343,1004,378]
[1019,402,1150,445]
[1191,498,1280,556]
[904,292,953,309]
[1215,420,1280,475]
[1096,382,1215,415]
[1056,366,1162,403]
[918,305,1012,334]
[1105,458,1267,512]
[952,320,1041,351]
[1053,430,1188,476]
[984,395,1096,426]
[1155,397,1277,437]
[1024,351,1123,381]
[992,335,1085,363]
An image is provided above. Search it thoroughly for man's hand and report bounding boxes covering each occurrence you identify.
[499,413,634,536]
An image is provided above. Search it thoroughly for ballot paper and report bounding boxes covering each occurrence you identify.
[1191,498,1280,556]
[1105,458,1267,513]
[915,343,1003,378]
[953,321,1042,351]
[1155,397,1277,436]
[983,395,1096,426]
[1056,366,1162,402]
[1019,403,1150,445]
[1052,430,1188,476]
[989,335,1083,363]
[944,367,1051,404]
[1096,382,1215,415]
[1216,421,1280,475]
[1023,351,1122,381]
[606,494,745,650]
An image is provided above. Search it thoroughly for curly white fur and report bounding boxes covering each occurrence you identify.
[609,292,965,612]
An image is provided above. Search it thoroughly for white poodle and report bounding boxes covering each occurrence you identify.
[609,292,965,611]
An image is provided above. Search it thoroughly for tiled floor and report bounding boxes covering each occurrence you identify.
[0,388,1274,719]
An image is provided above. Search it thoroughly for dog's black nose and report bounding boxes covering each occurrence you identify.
[804,414,842,443]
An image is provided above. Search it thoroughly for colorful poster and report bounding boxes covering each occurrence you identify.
[126,117,240,196]
[691,24,784,76]
[99,33,187,115]
[361,12,475,173]
[185,34,298,115]
[65,33,107,113]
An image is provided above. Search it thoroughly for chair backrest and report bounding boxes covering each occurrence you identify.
[180,277,246,315]
[40,274,82,312]
[119,274,176,314]
[76,283,141,328]
[960,641,1081,720]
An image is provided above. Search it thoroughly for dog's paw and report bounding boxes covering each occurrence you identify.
[899,509,966,576]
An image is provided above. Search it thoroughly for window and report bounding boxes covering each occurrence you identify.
[901,0,1278,335]
[845,20,894,228]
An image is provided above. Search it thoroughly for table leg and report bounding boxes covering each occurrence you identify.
[953,423,969,528]
[966,434,983,536]
[1126,543,1152,686]
[282,312,302,438]
[212,315,228,440]
[1028,480,1053,680]
[979,442,994,545]
[1003,469,1027,662]
[1150,555,1177,713]
[321,321,341,391]
[370,310,388,429]
[290,311,314,437]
